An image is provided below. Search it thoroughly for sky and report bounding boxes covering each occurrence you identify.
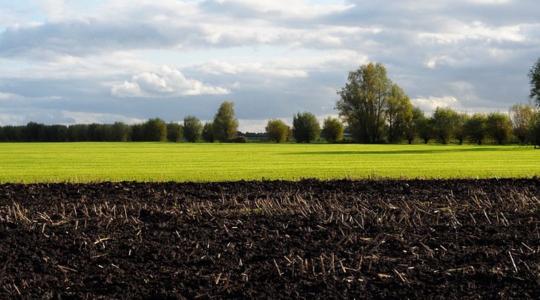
[0,0,539,131]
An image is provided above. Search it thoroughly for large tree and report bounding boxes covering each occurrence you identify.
[486,113,512,145]
[266,119,290,143]
[183,116,203,143]
[432,107,460,144]
[530,58,540,106]
[337,63,392,143]
[510,104,535,144]
[292,112,321,143]
[212,101,239,142]
[385,84,413,143]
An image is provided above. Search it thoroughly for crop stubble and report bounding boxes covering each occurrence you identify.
[0,179,539,298]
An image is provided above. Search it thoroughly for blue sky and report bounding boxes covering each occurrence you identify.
[0,0,539,131]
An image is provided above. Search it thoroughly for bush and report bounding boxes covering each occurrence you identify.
[265,120,290,143]
[321,117,344,143]
[228,136,247,143]
[292,112,320,143]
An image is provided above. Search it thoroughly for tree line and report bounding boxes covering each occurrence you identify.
[1,60,539,145]
[0,102,242,143]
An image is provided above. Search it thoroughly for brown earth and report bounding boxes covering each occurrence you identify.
[0,179,539,299]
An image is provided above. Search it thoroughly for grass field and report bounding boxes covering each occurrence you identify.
[0,143,538,183]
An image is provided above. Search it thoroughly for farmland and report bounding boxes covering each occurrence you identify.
[1,179,539,298]
[0,143,539,183]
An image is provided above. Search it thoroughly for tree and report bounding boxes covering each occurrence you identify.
[454,113,469,145]
[265,119,290,143]
[110,122,130,142]
[417,117,433,144]
[510,104,535,144]
[142,118,167,142]
[464,113,487,145]
[404,107,423,144]
[432,107,459,144]
[292,112,320,143]
[486,113,512,145]
[531,112,540,147]
[385,84,413,143]
[530,58,540,106]
[337,63,392,143]
[183,116,203,143]
[167,123,183,142]
[212,101,239,142]
[202,122,214,142]
[321,117,344,143]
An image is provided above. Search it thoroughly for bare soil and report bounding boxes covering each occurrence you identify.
[0,179,539,299]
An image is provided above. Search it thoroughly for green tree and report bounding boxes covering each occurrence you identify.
[417,117,433,144]
[292,112,321,143]
[212,101,239,142]
[510,104,535,144]
[265,119,290,143]
[385,84,413,143]
[166,123,183,142]
[454,113,469,145]
[486,113,512,145]
[202,122,214,142]
[464,113,487,145]
[530,58,540,106]
[531,112,540,147]
[404,107,423,144]
[110,122,130,142]
[321,117,344,143]
[183,116,203,143]
[432,107,459,144]
[337,63,392,143]
[142,118,167,142]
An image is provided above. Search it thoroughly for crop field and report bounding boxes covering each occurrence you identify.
[0,143,539,183]
[0,179,539,298]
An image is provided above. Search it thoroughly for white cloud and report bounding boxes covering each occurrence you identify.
[412,96,461,112]
[111,66,230,97]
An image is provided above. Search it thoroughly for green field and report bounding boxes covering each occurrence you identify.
[0,143,538,183]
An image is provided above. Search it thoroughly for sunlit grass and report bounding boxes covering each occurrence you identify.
[0,143,538,183]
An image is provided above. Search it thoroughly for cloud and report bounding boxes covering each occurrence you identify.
[412,96,461,112]
[0,0,539,131]
[111,66,230,97]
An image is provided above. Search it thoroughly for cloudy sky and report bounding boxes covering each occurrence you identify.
[0,0,539,131]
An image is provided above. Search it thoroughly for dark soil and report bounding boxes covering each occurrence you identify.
[0,179,539,299]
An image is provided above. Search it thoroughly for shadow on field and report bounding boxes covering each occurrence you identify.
[285,147,521,156]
